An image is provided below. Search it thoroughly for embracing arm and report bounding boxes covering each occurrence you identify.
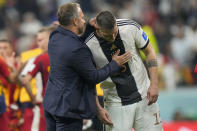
[71,47,130,84]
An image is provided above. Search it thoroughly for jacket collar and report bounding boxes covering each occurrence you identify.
[56,26,81,41]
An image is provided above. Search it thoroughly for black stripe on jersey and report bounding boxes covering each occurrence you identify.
[94,32,142,106]
[84,33,94,44]
[117,20,141,29]
[140,39,149,50]
[118,23,140,30]
[117,19,140,25]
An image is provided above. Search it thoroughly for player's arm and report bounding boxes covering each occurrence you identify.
[20,57,40,105]
[21,74,35,102]
[71,46,130,85]
[3,52,26,83]
[133,23,158,105]
[142,43,158,105]
[95,96,113,126]
[8,62,25,83]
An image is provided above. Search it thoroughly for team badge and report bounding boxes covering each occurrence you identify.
[142,31,148,42]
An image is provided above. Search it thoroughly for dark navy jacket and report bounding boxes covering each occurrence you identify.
[43,26,119,119]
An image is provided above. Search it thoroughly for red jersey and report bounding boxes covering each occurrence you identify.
[0,56,11,109]
[195,64,197,74]
[0,56,11,94]
[28,52,49,97]
[0,56,10,80]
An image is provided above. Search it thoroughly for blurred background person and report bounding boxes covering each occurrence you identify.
[0,39,25,131]
[0,39,24,131]
[20,25,55,131]
[18,36,43,131]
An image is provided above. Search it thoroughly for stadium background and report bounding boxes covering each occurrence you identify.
[0,0,197,130]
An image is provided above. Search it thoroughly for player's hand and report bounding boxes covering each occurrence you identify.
[32,96,42,106]
[147,84,158,105]
[97,108,113,126]
[112,49,131,66]
[89,17,98,29]
[52,21,59,26]
[17,58,27,72]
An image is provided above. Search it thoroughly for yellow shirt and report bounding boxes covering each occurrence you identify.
[96,83,103,96]
[0,0,5,8]
[19,48,42,103]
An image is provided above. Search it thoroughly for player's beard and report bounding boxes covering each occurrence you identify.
[77,23,85,35]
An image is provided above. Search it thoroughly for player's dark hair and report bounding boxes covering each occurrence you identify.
[96,11,116,30]
[0,39,12,45]
[57,3,79,26]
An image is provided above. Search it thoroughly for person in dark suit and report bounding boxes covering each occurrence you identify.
[43,3,131,131]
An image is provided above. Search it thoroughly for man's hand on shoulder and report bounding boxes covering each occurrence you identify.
[89,17,98,29]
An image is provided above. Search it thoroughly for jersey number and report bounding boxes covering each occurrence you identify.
[153,112,161,125]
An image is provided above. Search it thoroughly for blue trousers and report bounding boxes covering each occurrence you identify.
[44,110,83,131]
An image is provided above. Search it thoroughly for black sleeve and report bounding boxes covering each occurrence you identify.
[80,22,95,42]
[71,46,119,85]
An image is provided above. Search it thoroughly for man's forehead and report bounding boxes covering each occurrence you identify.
[0,42,10,46]
[77,7,83,15]
[38,31,50,36]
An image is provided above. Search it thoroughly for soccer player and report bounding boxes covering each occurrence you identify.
[0,45,24,131]
[0,55,12,131]
[85,11,163,131]
[21,25,55,131]
[0,39,23,106]
[0,39,15,107]
[19,47,43,131]
[0,39,23,131]
[22,26,55,104]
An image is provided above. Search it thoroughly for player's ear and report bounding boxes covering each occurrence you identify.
[88,17,100,30]
[94,23,100,30]
[72,18,78,26]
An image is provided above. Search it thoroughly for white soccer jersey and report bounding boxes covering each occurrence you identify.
[85,19,150,105]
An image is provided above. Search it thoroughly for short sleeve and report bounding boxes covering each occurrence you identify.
[20,57,36,76]
[28,57,40,77]
[134,27,149,50]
